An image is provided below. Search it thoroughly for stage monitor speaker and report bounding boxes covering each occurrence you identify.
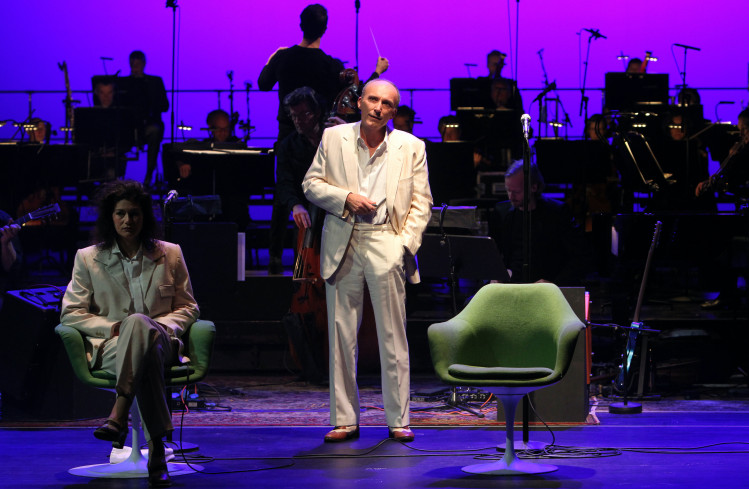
[496,287,590,423]
[170,221,237,317]
[531,287,589,422]
[0,287,114,420]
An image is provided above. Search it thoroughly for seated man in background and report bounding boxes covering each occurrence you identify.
[94,80,115,108]
[438,115,461,142]
[26,118,50,144]
[490,160,585,285]
[393,105,416,134]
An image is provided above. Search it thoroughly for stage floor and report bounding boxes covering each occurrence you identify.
[2,410,749,488]
[2,373,749,488]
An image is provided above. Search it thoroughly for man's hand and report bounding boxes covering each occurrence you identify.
[345,193,376,215]
[325,116,347,128]
[266,46,287,65]
[375,57,389,75]
[695,179,709,197]
[0,221,21,246]
[292,204,311,229]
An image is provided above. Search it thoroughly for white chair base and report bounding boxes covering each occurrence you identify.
[461,390,558,476]
[69,400,201,479]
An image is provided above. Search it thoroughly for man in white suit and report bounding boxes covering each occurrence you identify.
[303,79,432,443]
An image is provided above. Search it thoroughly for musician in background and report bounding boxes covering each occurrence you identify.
[626,58,642,73]
[438,115,461,142]
[176,109,239,181]
[276,87,326,234]
[695,109,749,310]
[490,77,523,112]
[259,3,389,274]
[393,105,416,134]
[485,50,506,79]
[94,80,115,109]
[695,108,749,198]
[490,160,585,285]
[0,211,21,274]
[125,50,169,187]
[27,118,50,144]
[258,3,389,143]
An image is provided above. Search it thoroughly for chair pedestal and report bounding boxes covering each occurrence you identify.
[68,401,200,479]
[462,391,557,475]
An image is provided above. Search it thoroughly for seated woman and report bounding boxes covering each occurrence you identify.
[61,180,199,487]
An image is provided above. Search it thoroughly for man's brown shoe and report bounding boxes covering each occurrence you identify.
[388,426,414,442]
[324,425,360,443]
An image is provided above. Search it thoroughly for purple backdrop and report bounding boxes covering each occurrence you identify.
[2,1,747,177]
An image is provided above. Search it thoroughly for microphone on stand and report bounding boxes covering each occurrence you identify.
[674,43,700,51]
[533,81,557,103]
[583,28,607,39]
[164,190,179,206]
[521,114,531,140]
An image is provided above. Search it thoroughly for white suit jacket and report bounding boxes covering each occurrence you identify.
[302,122,432,283]
[61,240,199,367]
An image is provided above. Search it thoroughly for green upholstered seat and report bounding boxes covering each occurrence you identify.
[55,320,216,390]
[428,283,584,475]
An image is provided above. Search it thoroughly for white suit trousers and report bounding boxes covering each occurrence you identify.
[326,223,410,428]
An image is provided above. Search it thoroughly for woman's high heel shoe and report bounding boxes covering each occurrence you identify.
[93,419,128,449]
[148,440,171,488]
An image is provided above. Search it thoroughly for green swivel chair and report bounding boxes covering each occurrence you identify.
[428,283,584,475]
[55,319,216,479]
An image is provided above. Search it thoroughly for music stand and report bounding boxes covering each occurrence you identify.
[450,77,492,110]
[424,141,477,206]
[418,231,509,416]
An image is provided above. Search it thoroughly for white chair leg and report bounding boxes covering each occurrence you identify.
[68,399,201,478]
[462,393,557,475]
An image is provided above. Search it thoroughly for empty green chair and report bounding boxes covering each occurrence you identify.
[428,283,584,475]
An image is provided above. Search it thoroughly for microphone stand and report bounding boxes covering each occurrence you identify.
[354,0,361,74]
[227,70,236,137]
[166,0,178,143]
[578,30,601,122]
[439,204,458,315]
[537,49,549,138]
[520,115,533,447]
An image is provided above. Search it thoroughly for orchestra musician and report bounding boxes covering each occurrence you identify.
[693,109,749,310]
[302,79,432,443]
[276,87,327,234]
[392,105,416,134]
[124,50,169,187]
[486,49,507,79]
[94,79,116,109]
[259,3,388,274]
[26,118,50,144]
[695,108,749,198]
[490,160,585,285]
[60,180,199,487]
[0,210,21,274]
[175,109,239,181]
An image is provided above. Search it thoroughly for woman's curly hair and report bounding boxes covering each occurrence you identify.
[94,180,158,252]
